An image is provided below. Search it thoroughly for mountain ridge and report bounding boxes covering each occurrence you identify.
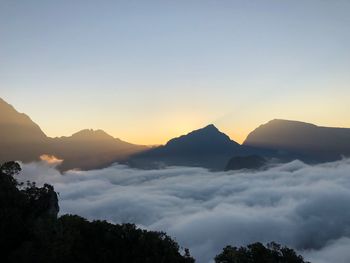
[0,98,47,142]
[2,97,350,171]
[127,124,265,170]
[244,119,350,162]
[0,98,148,171]
[165,124,238,148]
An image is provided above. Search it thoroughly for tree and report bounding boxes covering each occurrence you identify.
[0,161,195,263]
[215,242,310,263]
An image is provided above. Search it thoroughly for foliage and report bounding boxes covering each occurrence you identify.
[0,162,194,263]
[215,242,310,263]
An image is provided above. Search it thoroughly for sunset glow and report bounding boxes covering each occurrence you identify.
[1,0,349,145]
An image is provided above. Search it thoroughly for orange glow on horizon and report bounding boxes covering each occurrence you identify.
[40,154,63,165]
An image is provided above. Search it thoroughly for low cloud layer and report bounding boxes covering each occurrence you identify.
[18,159,350,263]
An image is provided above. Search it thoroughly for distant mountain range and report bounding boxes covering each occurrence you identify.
[1,97,350,171]
[127,124,275,170]
[0,98,148,171]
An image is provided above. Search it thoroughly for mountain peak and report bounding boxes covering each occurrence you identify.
[244,119,318,146]
[200,124,219,132]
[204,123,217,129]
[187,124,221,135]
[0,97,10,105]
[0,97,8,105]
[0,97,47,142]
[243,119,350,162]
[130,124,244,170]
[71,129,115,141]
[165,124,239,148]
[266,119,317,128]
[0,97,25,121]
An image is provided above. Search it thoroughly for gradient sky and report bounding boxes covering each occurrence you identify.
[1,0,350,145]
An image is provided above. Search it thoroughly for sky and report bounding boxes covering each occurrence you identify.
[1,0,350,145]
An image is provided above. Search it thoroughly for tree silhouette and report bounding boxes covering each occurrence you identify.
[215,242,309,263]
[0,161,195,263]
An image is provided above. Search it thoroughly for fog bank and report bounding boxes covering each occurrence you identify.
[19,159,350,263]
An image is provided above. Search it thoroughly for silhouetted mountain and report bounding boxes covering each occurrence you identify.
[69,129,115,140]
[244,119,350,162]
[0,98,147,171]
[50,129,147,171]
[225,155,267,171]
[4,97,350,171]
[165,124,239,151]
[128,124,268,170]
[0,98,48,162]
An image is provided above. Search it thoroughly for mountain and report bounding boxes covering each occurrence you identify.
[49,129,147,171]
[128,124,268,170]
[165,124,239,151]
[0,98,147,171]
[244,119,350,162]
[4,97,349,171]
[0,98,48,162]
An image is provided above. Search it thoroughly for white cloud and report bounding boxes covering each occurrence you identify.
[303,237,350,263]
[18,158,350,263]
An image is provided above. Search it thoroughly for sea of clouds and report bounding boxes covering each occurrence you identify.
[18,159,350,263]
